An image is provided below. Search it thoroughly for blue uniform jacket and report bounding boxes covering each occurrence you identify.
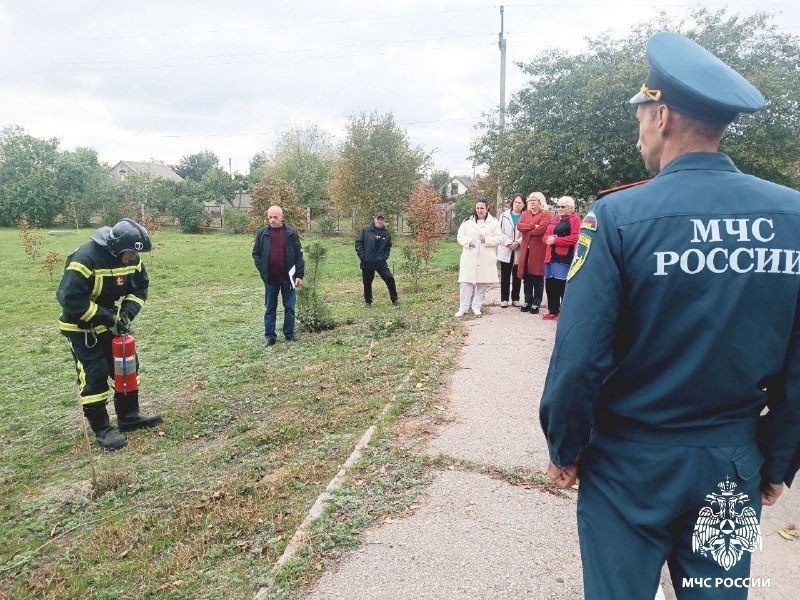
[539,152,800,486]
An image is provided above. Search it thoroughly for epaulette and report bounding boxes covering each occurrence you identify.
[595,179,651,200]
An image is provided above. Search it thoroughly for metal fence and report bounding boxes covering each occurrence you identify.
[306,206,453,236]
[199,204,454,235]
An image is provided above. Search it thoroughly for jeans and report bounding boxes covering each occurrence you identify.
[264,278,296,339]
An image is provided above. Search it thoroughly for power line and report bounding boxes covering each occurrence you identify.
[0,7,493,46]
[5,33,493,71]
[0,40,495,75]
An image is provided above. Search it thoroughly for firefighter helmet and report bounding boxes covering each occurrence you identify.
[107,218,152,256]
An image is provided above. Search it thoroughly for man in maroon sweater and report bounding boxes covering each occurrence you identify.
[252,206,305,346]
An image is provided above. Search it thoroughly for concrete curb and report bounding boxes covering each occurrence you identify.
[253,369,415,599]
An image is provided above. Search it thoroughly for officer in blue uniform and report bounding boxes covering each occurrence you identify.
[539,32,800,599]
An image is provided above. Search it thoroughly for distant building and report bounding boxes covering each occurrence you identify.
[229,191,252,212]
[108,160,184,183]
[203,192,252,228]
[441,175,474,200]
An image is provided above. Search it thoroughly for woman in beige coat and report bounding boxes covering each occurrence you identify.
[455,198,503,316]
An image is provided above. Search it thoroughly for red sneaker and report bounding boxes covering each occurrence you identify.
[543,313,559,320]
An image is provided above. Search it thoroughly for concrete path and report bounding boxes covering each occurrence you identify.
[300,285,799,599]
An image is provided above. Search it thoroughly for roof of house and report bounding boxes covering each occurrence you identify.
[109,160,184,182]
[229,192,252,210]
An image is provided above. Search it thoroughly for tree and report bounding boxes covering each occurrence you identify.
[248,177,307,234]
[173,150,221,182]
[252,124,336,209]
[117,172,173,216]
[0,126,61,226]
[407,183,442,266]
[0,128,117,227]
[58,147,118,227]
[188,167,232,204]
[329,112,426,224]
[471,8,800,201]
[429,169,451,198]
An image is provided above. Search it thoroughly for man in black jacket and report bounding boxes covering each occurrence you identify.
[57,218,163,451]
[252,205,305,346]
[355,212,399,308]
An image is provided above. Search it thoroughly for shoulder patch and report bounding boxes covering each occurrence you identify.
[596,179,651,200]
[581,211,597,232]
[567,233,592,281]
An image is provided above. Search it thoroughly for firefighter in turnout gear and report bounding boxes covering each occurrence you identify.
[57,218,163,450]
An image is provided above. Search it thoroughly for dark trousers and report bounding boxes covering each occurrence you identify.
[522,274,544,308]
[362,265,397,303]
[65,330,139,408]
[545,277,566,314]
[499,261,521,302]
[264,277,296,339]
[579,433,762,600]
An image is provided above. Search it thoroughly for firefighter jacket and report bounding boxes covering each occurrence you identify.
[57,229,149,335]
[539,152,800,487]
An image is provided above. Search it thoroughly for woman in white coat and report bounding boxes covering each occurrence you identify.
[455,198,503,317]
[496,193,525,307]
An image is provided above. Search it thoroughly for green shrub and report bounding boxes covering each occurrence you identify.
[297,286,336,332]
[317,216,337,235]
[297,240,336,332]
[223,206,249,233]
[172,196,208,233]
[400,245,422,293]
[451,194,476,234]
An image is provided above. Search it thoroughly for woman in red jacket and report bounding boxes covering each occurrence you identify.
[516,192,553,314]
[542,196,581,320]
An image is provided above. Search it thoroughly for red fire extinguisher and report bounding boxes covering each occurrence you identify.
[112,334,138,394]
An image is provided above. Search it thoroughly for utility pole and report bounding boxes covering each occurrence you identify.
[497,5,507,215]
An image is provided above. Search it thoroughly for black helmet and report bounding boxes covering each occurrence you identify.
[107,218,152,256]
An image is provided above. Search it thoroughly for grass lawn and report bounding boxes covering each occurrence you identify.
[0,226,463,599]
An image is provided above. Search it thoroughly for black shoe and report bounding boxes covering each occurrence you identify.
[530,305,540,315]
[118,412,163,432]
[263,337,277,347]
[94,424,127,450]
[285,335,297,341]
[520,304,532,313]
[392,300,400,307]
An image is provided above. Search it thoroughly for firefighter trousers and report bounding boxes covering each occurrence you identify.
[64,330,138,406]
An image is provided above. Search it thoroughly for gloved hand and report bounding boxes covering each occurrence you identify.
[96,307,117,328]
[120,306,136,323]
[109,316,130,336]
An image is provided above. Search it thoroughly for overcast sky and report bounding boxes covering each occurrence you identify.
[1,1,798,177]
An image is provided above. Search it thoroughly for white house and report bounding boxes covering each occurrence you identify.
[108,160,184,183]
[441,175,474,200]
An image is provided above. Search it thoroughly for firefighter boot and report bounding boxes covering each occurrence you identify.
[115,392,163,432]
[83,403,126,451]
